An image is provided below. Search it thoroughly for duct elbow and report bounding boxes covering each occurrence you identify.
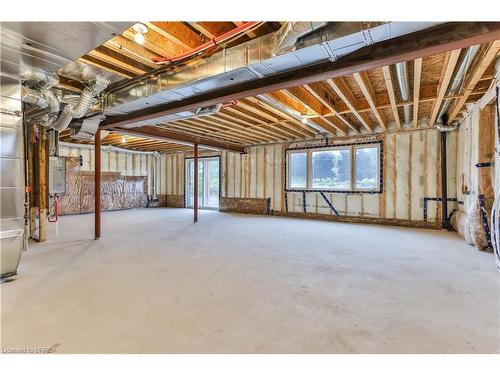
[436,121,459,132]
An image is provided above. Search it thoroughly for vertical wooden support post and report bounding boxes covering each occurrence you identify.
[37,127,48,242]
[193,142,199,223]
[95,129,101,239]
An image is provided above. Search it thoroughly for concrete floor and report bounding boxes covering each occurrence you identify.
[1,208,499,353]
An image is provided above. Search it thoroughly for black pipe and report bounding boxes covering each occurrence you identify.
[440,130,449,230]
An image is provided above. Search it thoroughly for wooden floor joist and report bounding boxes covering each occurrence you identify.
[382,65,401,129]
[100,22,500,131]
[429,49,461,126]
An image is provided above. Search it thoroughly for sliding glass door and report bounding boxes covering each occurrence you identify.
[185,157,220,209]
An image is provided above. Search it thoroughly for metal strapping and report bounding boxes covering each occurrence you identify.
[319,191,339,215]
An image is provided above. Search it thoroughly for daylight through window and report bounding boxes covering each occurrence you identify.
[287,143,381,192]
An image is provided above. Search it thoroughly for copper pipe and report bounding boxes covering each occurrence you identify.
[152,22,261,64]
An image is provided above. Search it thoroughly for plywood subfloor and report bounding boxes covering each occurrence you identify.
[1,208,498,353]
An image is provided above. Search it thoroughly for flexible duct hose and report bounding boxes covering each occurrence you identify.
[52,76,109,131]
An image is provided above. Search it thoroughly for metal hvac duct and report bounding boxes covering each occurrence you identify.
[52,75,109,131]
[0,75,24,278]
[103,22,441,127]
[273,22,328,53]
[395,62,411,125]
[256,94,325,133]
[21,71,60,114]
[436,45,481,131]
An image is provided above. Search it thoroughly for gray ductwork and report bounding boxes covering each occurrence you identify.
[274,22,328,53]
[52,75,109,131]
[104,22,441,126]
[21,71,60,115]
[435,45,481,131]
[256,94,325,133]
[22,73,109,132]
[395,62,411,125]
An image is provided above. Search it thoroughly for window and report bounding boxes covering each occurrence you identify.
[355,146,379,190]
[289,151,307,189]
[311,149,350,189]
[287,142,381,192]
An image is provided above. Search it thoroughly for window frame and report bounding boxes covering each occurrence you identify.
[353,143,381,192]
[287,149,309,190]
[310,146,352,191]
[285,140,383,194]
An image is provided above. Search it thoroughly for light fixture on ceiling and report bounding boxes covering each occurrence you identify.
[132,23,148,45]
[121,136,127,144]
[301,117,308,124]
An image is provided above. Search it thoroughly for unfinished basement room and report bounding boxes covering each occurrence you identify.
[1,7,500,362]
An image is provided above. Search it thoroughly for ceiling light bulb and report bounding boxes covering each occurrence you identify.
[132,23,148,34]
[134,32,145,45]
[301,117,308,124]
[121,137,127,144]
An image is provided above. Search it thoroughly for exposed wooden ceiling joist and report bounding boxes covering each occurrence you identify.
[326,77,373,132]
[112,125,245,153]
[381,65,401,129]
[448,40,500,121]
[353,71,387,130]
[428,49,461,126]
[145,22,202,50]
[100,22,500,131]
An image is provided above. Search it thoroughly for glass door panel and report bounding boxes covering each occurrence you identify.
[185,157,219,209]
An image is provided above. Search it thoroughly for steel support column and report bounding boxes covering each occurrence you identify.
[95,129,101,238]
[440,131,449,230]
[193,142,198,223]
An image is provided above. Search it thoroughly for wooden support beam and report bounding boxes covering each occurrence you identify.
[448,40,500,121]
[190,22,234,39]
[87,46,150,75]
[79,56,135,78]
[100,22,500,130]
[353,71,387,130]
[382,65,401,129]
[94,130,101,239]
[429,49,461,126]
[412,58,423,127]
[224,105,304,139]
[215,111,291,141]
[239,98,310,137]
[282,87,346,135]
[112,125,245,153]
[193,142,199,223]
[233,21,257,38]
[164,121,247,144]
[36,128,48,242]
[326,77,373,131]
[146,22,201,50]
[122,28,185,58]
[104,36,160,68]
[246,96,318,137]
[303,83,354,134]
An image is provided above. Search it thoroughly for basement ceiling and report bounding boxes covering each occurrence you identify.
[56,22,500,153]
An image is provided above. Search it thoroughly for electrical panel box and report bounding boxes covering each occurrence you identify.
[49,156,66,194]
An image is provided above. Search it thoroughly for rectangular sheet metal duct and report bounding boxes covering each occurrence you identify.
[103,22,441,128]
